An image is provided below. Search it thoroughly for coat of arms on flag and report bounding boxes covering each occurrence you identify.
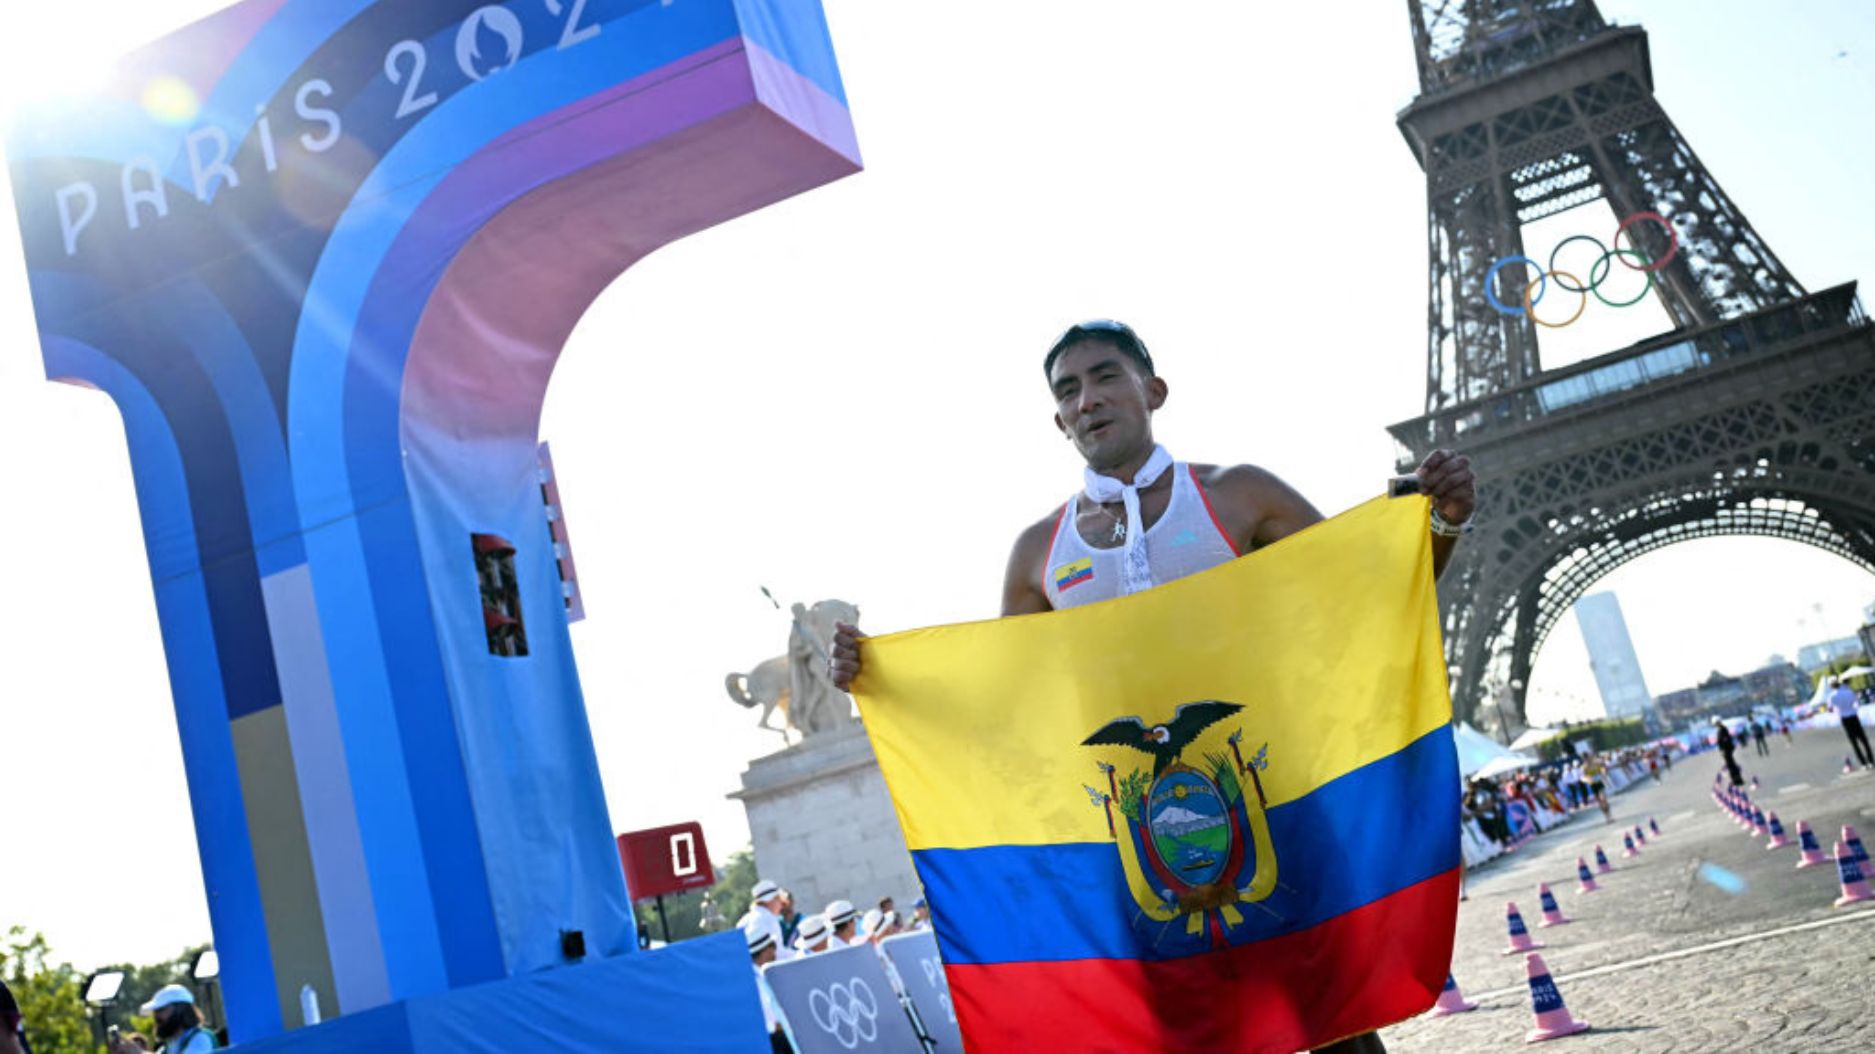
[1082,703,1278,947]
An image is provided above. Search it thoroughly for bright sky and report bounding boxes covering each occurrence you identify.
[4,1,1874,970]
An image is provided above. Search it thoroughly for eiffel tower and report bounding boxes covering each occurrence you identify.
[1390,1,1875,734]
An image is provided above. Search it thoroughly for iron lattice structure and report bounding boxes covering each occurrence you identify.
[1391,0,1875,731]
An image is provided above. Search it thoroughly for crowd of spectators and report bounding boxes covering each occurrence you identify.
[737,881,929,961]
[738,879,934,1051]
[1460,745,1678,868]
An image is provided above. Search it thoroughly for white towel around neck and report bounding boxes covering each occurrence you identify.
[1081,444,1173,596]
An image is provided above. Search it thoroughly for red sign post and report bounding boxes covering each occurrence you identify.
[617,822,715,944]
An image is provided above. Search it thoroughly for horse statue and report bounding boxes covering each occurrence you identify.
[726,599,859,740]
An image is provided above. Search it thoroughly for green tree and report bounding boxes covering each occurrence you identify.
[628,848,758,946]
[708,848,759,934]
[1813,657,1872,690]
[634,889,708,943]
[3,928,95,1054]
[93,944,209,1038]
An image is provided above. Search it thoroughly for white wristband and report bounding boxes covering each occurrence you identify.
[1430,507,1472,538]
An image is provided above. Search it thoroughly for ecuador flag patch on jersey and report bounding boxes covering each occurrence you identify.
[1053,557,1094,592]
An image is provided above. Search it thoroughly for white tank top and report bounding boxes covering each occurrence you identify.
[1042,463,1240,609]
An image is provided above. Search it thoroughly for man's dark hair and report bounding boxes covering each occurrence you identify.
[1043,320,1155,381]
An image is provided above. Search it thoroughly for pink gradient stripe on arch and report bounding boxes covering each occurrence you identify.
[390,36,860,480]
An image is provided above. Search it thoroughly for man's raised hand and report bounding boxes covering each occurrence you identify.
[1415,448,1476,525]
[830,621,865,691]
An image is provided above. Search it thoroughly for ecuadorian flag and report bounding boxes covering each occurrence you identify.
[853,496,1459,1052]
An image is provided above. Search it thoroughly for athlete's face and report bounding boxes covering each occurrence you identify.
[1050,339,1166,471]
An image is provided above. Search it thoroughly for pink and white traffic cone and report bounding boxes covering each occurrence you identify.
[1764,813,1790,849]
[1750,775,1760,791]
[1536,883,1572,926]
[1748,808,1767,838]
[1634,823,1649,846]
[1430,973,1479,1016]
[1832,841,1875,907]
[1503,901,1545,954]
[1523,953,1590,1043]
[1575,857,1601,893]
[1621,832,1640,858]
[1795,821,1829,868]
[1845,825,1870,872]
[1593,845,1614,874]
[1648,817,1661,837]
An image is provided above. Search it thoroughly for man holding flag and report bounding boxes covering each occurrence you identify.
[831,320,1474,1052]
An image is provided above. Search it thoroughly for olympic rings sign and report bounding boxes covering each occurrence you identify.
[808,978,881,1049]
[1484,211,1678,328]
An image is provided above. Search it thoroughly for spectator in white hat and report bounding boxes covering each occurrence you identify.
[793,914,832,955]
[745,928,792,1054]
[823,900,859,948]
[748,927,778,967]
[737,879,791,961]
[136,985,215,1053]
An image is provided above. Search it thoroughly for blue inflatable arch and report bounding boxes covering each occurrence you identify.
[9,1,859,1045]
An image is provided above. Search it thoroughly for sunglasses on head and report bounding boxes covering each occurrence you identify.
[1045,320,1155,376]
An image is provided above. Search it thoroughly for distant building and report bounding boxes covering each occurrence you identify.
[1796,635,1864,673]
[1654,686,1702,728]
[1573,592,1654,722]
[1741,663,1812,712]
[1653,662,1809,729]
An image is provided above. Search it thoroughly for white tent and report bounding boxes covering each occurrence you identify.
[1453,722,1528,778]
[1508,726,1567,752]
[1472,753,1541,780]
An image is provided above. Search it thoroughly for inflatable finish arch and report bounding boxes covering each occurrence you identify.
[8,0,859,1045]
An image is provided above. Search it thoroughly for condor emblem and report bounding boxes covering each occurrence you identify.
[1082,701,1278,949]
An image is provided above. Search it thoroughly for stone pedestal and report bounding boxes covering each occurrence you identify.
[730,723,921,918]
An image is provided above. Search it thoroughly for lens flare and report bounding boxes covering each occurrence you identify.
[1695,862,1747,895]
[140,75,200,126]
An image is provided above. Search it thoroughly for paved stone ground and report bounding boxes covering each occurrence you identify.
[1381,727,1875,1053]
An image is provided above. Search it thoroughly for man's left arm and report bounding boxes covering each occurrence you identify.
[1206,449,1475,578]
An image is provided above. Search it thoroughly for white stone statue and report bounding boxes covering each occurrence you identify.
[726,599,860,740]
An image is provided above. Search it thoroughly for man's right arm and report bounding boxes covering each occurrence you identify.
[1000,514,1060,617]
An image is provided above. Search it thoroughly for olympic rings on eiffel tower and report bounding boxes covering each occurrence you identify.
[1615,210,1679,272]
[1523,269,1587,328]
[1483,211,1678,325]
[1588,249,1656,307]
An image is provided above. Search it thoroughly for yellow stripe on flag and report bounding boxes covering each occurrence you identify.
[853,495,1451,852]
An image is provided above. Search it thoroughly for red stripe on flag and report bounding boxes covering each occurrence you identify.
[944,867,1459,1053]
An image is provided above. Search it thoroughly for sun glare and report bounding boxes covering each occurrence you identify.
[0,4,230,127]
[0,24,120,120]
[140,75,202,126]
